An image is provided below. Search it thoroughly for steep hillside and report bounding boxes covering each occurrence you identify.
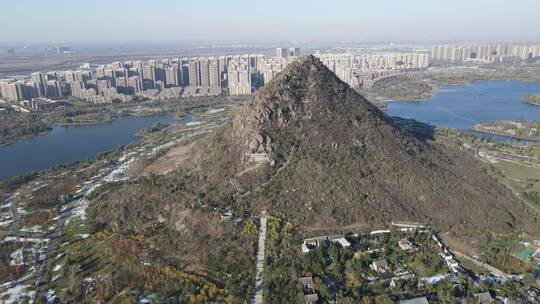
[185,55,539,239]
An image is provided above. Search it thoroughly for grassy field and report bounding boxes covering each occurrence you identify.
[492,159,540,192]
[457,257,490,274]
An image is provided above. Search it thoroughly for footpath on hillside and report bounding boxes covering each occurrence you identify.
[252,212,268,304]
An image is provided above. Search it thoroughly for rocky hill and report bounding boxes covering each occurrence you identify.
[186,55,539,239]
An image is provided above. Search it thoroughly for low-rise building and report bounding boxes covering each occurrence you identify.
[304,293,318,304]
[371,259,389,273]
[474,292,494,304]
[398,239,414,251]
[298,276,313,289]
[301,235,351,253]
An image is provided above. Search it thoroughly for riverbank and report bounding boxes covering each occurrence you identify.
[0,129,52,148]
[0,114,52,148]
[54,117,114,126]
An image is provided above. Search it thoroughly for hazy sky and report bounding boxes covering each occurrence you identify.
[2,0,539,44]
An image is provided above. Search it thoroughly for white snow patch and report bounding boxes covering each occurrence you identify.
[206,108,225,114]
[52,264,63,272]
[31,184,48,192]
[66,199,89,223]
[9,248,24,266]
[47,289,57,302]
[4,236,49,243]
[422,274,449,285]
[0,218,14,227]
[20,225,43,233]
[478,151,498,163]
[0,284,34,304]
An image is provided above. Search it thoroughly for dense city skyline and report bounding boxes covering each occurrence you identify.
[2,0,540,43]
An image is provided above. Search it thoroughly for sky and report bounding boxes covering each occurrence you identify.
[1,0,540,44]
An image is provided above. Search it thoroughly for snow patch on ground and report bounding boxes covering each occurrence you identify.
[47,289,57,302]
[31,184,48,192]
[67,199,89,224]
[103,157,135,182]
[206,108,225,114]
[0,218,14,227]
[421,274,449,285]
[4,236,49,243]
[148,142,175,157]
[9,248,24,266]
[478,151,498,163]
[52,264,63,272]
[0,284,35,304]
[20,225,43,233]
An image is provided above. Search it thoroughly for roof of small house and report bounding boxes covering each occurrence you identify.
[399,296,429,304]
[474,292,494,303]
[298,276,313,286]
[304,293,318,303]
[373,259,388,267]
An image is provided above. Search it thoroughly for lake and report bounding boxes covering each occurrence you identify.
[387,80,540,131]
[0,114,190,181]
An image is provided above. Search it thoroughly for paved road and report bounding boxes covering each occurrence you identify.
[252,213,268,304]
[453,251,509,279]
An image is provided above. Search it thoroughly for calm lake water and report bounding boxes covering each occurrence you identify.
[387,80,540,130]
[0,114,190,181]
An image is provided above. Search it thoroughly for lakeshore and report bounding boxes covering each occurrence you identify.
[472,124,540,143]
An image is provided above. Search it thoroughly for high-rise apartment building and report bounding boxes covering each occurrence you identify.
[199,60,210,87]
[188,61,200,86]
[31,72,48,96]
[276,48,286,59]
[288,47,300,57]
[209,60,221,87]
[165,67,179,88]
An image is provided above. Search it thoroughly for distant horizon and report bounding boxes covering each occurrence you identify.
[2,0,539,44]
[2,38,540,49]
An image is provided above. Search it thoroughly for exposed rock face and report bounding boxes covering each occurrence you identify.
[222,55,539,237]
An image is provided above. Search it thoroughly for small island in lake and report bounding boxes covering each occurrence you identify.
[473,119,540,142]
[523,94,540,106]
